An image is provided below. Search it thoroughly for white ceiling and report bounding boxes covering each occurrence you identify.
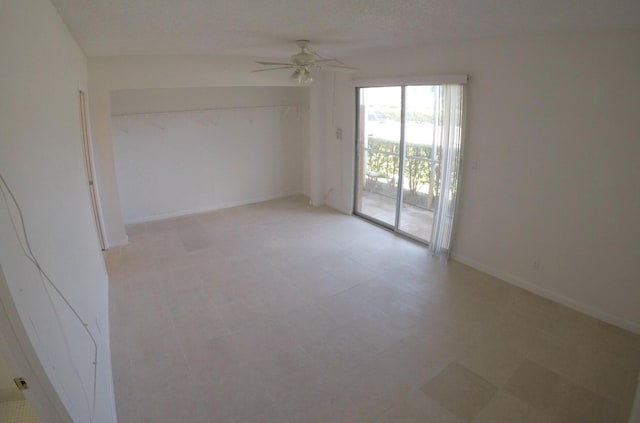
[51,0,640,58]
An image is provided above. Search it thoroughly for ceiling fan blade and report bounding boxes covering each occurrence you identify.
[251,42,358,79]
[251,66,295,73]
[316,64,360,73]
[256,61,294,66]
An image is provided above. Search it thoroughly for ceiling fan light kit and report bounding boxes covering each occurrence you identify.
[290,67,313,84]
[253,40,358,84]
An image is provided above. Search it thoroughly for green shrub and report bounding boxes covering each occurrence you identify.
[365,137,441,208]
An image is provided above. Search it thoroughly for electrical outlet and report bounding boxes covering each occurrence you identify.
[14,378,28,391]
[532,260,541,270]
[336,128,343,140]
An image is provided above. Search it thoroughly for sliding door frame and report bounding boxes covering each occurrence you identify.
[353,84,430,245]
[352,76,468,245]
[354,87,395,231]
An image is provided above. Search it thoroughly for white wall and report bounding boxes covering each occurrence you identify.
[324,31,640,332]
[110,87,307,223]
[111,86,308,115]
[89,56,310,246]
[0,0,116,422]
[308,73,328,206]
[300,88,312,197]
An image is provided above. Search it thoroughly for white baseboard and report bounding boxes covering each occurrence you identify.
[106,235,128,248]
[450,253,640,335]
[124,191,305,225]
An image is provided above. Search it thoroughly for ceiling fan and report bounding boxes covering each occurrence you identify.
[252,40,359,84]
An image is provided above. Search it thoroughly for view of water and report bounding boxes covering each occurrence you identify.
[365,121,436,145]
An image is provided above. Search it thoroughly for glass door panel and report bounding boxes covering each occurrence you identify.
[398,85,439,241]
[355,87,402,226]
[355,83,463,247]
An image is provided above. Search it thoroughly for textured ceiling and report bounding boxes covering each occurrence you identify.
[51,0,640,58]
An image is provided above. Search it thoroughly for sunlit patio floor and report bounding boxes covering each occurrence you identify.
[358,191,434,241]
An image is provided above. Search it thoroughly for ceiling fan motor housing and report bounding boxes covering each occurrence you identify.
[292,52,315,67]
[292,41,315,67]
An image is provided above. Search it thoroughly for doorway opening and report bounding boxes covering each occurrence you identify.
[354,84,463,246]
[79,90,106,251]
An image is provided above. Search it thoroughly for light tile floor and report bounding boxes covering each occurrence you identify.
[0,400,41,423]
[105,195,640,423]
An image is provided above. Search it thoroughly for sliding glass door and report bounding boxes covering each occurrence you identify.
[354,87,402,226]
[355,84,460,245]
[398,86,439,241]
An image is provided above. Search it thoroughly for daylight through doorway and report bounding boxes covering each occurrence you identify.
[354,83,465,252]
